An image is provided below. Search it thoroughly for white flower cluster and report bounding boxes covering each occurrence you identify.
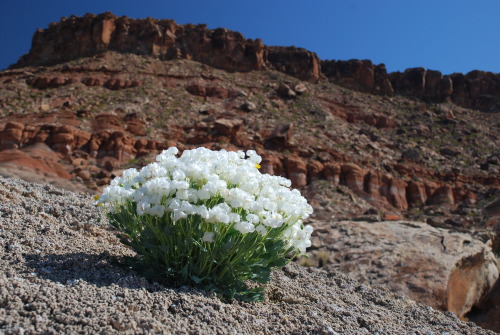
[98,147,314,253]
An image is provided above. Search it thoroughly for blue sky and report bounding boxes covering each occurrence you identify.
[0,0,499,74]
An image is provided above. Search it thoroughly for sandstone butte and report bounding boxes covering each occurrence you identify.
[0,12,499,332]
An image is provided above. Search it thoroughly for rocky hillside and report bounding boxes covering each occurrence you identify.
[0,12,499,332]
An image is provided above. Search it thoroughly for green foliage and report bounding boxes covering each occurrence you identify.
[108,201,297,302]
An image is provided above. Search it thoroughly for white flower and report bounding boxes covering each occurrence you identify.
[228,212,241,223]
[263,212,283,228]
[246,150,262,164]
[97,146,314,254]
[246,214,259,224]
[173,209,187,221]
[195,205,209,219]
[168,198,181,210]
[172,169,186,181]
[255,225,267,235]
[202,232,214,242]
[149,204,165,217]
[197,189,211,200]
[234,221,255,234]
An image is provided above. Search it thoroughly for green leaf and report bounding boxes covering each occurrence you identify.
[191,276,203,284]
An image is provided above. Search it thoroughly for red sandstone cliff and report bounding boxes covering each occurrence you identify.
[14,12,321,83]
[13,12,500,111]
[322,60,500,112]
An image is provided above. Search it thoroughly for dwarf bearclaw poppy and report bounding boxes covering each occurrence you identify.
[96,147,313,301]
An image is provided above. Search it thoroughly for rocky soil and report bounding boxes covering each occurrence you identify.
[0,176,496,334]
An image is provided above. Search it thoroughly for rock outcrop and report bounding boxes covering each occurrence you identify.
[309,219,499,319]
[13,12,320,82]
[0,144,71,179]
[266,46,321,83]
[16,13,264,73]
[0,112,490,215]
[321,59,394,96]
[322,60,500,112]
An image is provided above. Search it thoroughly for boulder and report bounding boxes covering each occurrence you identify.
[340,163,365,192]
[276,83,296,99]
[185,83,206,97]
[284,155,307,188]
[0,144,71,179]
[402,149,421,162]
[469,278,500,332]
[310,219,499,319]
[240,101,256,112]
[266,123,294,149]
[323,162,340,185]
[214,118,243,137]
[293,83,307,95]
[0,122,25,149]
[206,86,233,99]
[428,185,455,208]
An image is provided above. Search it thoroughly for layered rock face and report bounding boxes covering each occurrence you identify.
[16,13,265,73]
[321,59,394,96]
[322,60,500,112]
[1,12,497,219]
[267,46,322,83]
[0,115,483,214]
[14,12,320,82]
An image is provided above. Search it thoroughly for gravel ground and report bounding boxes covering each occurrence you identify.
[0,177,495,334]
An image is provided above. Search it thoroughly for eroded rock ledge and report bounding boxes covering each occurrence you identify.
[14,12,321,83]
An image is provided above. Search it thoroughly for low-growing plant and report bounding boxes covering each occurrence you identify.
[96,147,313,301]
